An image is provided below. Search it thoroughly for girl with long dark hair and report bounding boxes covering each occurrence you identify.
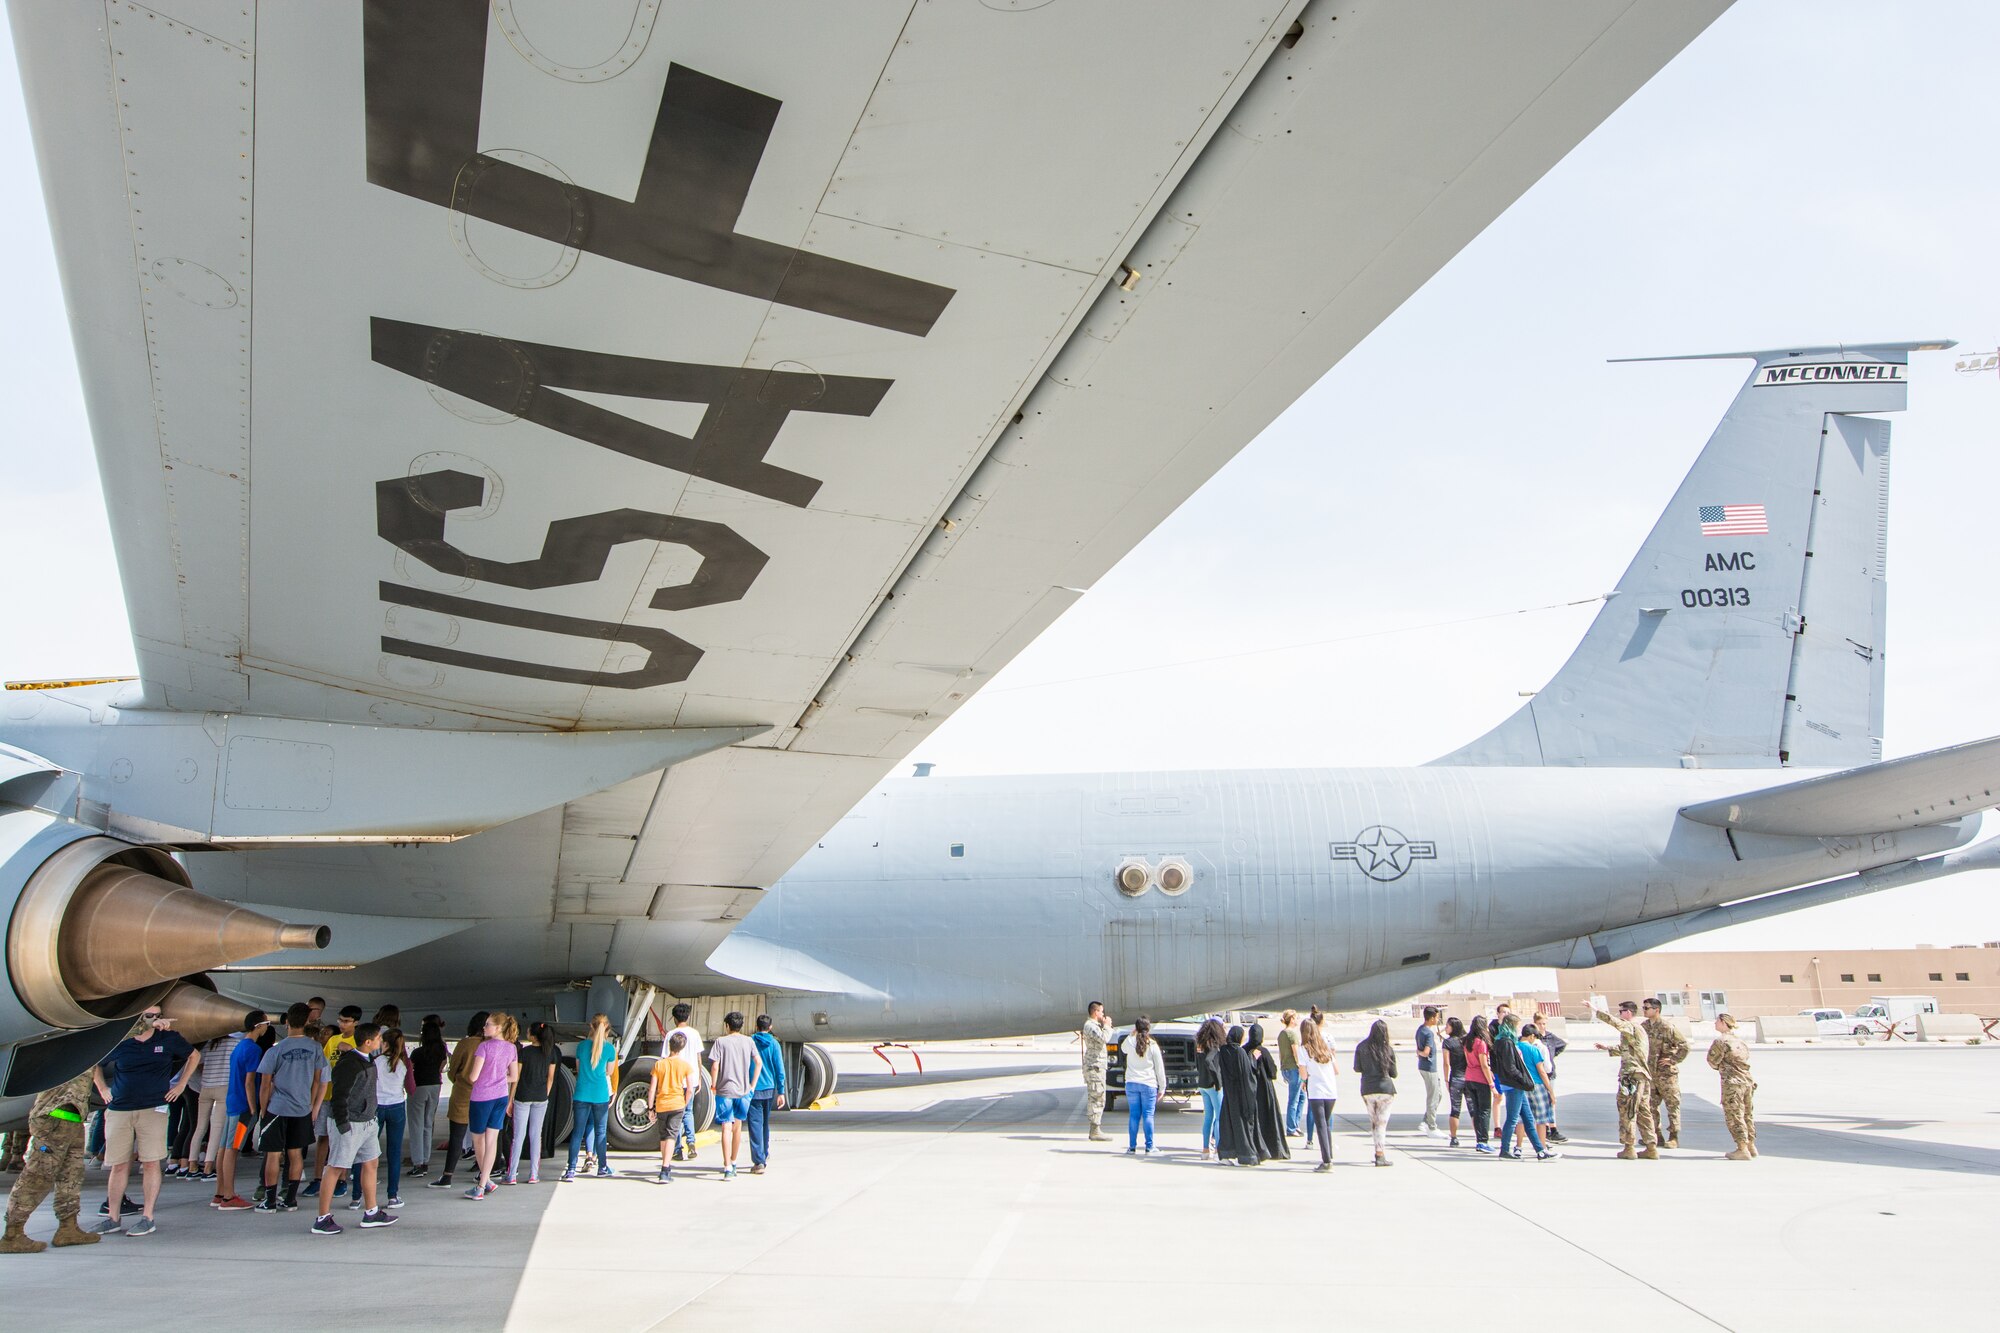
[505,1022,559,1184]
[1193,1018,1227,1161]
[1443,1016,1469,1147]
[1462,1015,1495,1154]
[1353,1019,1399,1166]
[407,1016,447,1176]
[427,1012,486,1191]
[1120,1017,1166,1155]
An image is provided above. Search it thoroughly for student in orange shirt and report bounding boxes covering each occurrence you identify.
[648,1032,697,1184]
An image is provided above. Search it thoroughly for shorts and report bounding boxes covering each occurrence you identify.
[656,1108,686,1147]
[327,1117,381,1170]
[104,1107,170,1163]
[258,1113,315,1155]
[712,1094,751,1124]
[230,1112,257,1152]
[468,1097,509,1134]
[313,1104,329,1138]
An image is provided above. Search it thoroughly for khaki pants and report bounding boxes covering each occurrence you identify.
[187,1086,230,1166]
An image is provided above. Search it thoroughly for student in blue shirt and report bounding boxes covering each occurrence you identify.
[215,1010,270,1209]
[746,1015,788,1175]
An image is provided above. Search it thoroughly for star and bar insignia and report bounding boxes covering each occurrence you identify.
[1330,826,1437,882]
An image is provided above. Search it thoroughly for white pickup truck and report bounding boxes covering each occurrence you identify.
[1844,995,1940,1038]
[1797,1008,1853,1037]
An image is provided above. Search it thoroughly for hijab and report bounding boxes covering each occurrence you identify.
[1245,1023,1266,1052]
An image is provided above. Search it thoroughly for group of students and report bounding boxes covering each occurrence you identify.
[5,994,795,1247]
[1108,1006,1411,1171]
[1425,1005,1567,1159]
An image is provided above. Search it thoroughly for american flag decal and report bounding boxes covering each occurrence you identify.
[1699,503,1768,536]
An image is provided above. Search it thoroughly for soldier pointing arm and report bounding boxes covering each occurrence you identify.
[1592,1000,1658,1160]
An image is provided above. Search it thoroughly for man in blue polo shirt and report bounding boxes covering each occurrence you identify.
[91,1007,199,1236]
[215,1010,270,1211]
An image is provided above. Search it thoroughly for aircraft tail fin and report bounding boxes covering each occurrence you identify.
[1433,341,1951,769]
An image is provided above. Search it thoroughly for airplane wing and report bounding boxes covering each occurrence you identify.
[1681,735,2000,837]
[8,3,1729,1003]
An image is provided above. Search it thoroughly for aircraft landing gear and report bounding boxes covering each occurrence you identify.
[607,1052,713,1153]
[782,1041,838,1109]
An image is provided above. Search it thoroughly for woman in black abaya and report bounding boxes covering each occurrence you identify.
[1214,1026,1263,1165]
[1244,1024,1291,1162]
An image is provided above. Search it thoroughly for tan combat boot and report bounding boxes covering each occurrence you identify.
[1088,1125,1107,1143]
[1640,1145,1659,1160]
[1725,1147,1752,1161]
[50,1217,100,1247]
[1616,1146,1637,1160]
[0,1221,45,1254]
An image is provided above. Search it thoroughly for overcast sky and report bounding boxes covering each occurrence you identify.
[2,3,1995,969]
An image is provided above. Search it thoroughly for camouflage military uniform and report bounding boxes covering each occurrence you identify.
[2,1070,99,1253]
[1642,1016,1691,1146]
[1596,1009,1657,1156]
[1706,1031,1757,1157]
[1080,1018,1112,1136]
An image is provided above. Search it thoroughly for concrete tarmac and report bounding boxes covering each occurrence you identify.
[2,1036,1994,1331]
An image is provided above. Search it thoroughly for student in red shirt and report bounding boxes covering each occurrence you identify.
[1461,1015,1497,1154]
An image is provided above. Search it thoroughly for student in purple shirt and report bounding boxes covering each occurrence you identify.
[461,1013,519,1200]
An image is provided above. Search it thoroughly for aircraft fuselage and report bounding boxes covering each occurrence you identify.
[719,768,1974,1039]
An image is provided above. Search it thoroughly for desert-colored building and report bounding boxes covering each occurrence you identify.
[1553,944,2000,1019]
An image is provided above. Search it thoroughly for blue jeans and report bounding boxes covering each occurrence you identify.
[1199,1088,1222,1151]
[1499,1086,1546,1155]
[1283,1068,1307,1134]
[748,1091,774,1165]
[375,1102,406,1198]
[568,1100,610,1171]
[1126,1083,1158,1150]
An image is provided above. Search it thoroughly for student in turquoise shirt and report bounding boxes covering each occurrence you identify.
[564,1015,619,1182]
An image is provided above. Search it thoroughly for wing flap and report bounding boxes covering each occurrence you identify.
[1681,735,2000,836]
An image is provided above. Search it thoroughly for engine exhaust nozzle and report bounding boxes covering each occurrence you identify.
[58,866,330,1001]
[158,981,260,1044]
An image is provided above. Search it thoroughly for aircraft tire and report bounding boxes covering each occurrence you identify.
[542,1064,575,1150]
[798,1043,830,1108]
[806,1042,837,1100]
[608,1055,660,1153]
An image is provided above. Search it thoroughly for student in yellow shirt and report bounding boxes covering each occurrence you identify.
[648,1032,697,1184]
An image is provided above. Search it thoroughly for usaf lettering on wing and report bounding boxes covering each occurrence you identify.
[360,2,956,689]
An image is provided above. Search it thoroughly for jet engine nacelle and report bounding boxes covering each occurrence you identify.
[0,805,328,1050]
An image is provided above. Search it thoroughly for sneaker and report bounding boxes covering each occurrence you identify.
[1537,1150,1562,1160]
[359,1209,399,1228]
[215,1195,253,1211]
[1374,1155,1393,1168]
[749,1164,765,1175]
[463,1186,485,1200]
[1545,1130,1569,1144]
[1313,1162,1331,1173]
[1125,1147,1137,1155]
[331,1180,347,1198]
[503,1173,517,1185]
[210,1194,226,1207]
[200,1169,219,1182]
[302,1180,320,1198]
[722,1165,736,1180]
[1449,1136,1460,1147]
[310,1215,342,1236]
[426,1175,454,1189]
[279,1194,300,1212]
[162,1164,181,1179]
[560,1169,576,1182]
[384,1196,403,1208]
[656,1168,672,1183]
[254,1197,278,1214]
[595,1167,613,1179]
[127,1217,157,1237]
[90,1216,123,1234]
[408,1164,429,1177]
[671,1146,685,1162]
[98,1195,137,1216]
[1143,1147,1157,1156]
[1473,1144,1495,1155]
[347,1193,364,1210]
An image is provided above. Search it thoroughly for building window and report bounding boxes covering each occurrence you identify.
[1867,973,1881,982]
[1779,974,1794,983]
[1840,973,1854,982]
[1956,973,1970,982]
[949,843,965,858]
[1929,972,1943,982]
